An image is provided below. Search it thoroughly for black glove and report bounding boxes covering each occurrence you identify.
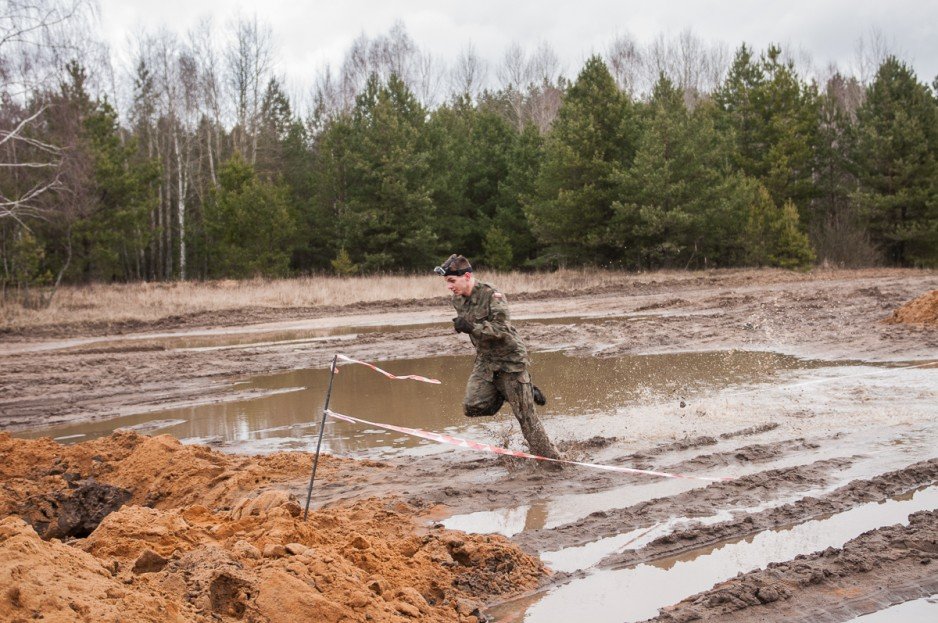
[453,316,474,334]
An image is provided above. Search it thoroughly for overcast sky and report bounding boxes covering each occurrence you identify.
[97,0,938,96]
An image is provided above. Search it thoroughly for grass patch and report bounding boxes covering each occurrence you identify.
[1,269,641,331]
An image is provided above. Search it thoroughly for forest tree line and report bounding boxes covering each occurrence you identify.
[2,1,937,305]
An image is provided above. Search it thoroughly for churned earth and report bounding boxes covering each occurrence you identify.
[1,268,937,622]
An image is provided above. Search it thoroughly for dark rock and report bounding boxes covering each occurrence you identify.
[18,479,132,539]
[755,585,780,603]
[133,549,169,574]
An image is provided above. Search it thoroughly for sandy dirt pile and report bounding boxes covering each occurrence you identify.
[886,289,938,325]
[0,431,345,535]
[0,433,547,623]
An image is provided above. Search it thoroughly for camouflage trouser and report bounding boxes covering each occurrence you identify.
[463,364,561,462]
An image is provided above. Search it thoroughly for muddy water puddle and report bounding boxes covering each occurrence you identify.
[487,486,938,623]
[442,421,938,537]
[18,349,834,452]
[850,595,938,622]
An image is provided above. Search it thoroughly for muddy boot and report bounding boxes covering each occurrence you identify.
[532,385,547,406]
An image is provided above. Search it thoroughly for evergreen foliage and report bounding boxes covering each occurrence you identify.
[4,41,935,286]
[204,154,296,277]
[329,74,437,272]
[853,57,938,266]
[530,56,636,265]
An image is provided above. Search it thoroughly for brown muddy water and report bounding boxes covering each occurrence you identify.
[20,349,843,450]
[486,486,938,623]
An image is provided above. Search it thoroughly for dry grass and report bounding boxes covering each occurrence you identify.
[0,268,645,331]
[2,266,930,333]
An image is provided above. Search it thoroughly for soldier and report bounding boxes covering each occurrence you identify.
[435,254,562,463]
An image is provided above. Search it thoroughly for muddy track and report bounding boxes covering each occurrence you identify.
[3,270,937,433]
[628,438,823,471]
[645,509,938,623]
[330,426,810,519]
[610,424,783,464]
[601,458,938,570]
[511,457,853,553]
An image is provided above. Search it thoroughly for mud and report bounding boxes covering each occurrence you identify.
[647,509,938,623]
[510,457,854,553]
[3,268,937,432]
[601,458,938,570]
[1,268,937,622]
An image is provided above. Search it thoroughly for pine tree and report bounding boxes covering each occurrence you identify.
[497,123,543,266]
[482,225,513,270]
[333,74,437,272]
[810,73,875,265]
[81,100,160,281]
[717,45,820,223]
[612,75,732,269]
[205,154,296,277]
[743,184,814,269]
[530,56,636,265]
[426,97,516,260]
[854,57,938,266]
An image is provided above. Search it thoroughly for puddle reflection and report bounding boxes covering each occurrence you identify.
[850,595,938,622]
[18,350,831,454]
[487,486,938,623]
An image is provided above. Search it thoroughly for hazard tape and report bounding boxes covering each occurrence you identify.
[325,409,732,482]
[335,354,442,384]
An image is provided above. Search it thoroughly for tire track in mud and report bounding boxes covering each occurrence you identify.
[601,458,938,571]
[511,456,853,553]
[645,508,938,623]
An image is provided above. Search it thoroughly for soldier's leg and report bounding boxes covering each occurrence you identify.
[463,365,504,417]
[496,371,562,462]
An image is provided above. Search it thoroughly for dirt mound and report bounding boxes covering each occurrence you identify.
[2,494,545,623]
[0,433,547,622]
[0,431,341,525]
[0,516,195,622]
[885,289,938,325]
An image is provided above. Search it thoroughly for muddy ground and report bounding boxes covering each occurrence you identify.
[1,268,937,622]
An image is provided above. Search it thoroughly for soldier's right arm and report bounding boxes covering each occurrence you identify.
[470,291,513,343]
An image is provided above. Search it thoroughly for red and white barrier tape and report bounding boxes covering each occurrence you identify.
[325,409,732,482]
[335,354,442,384]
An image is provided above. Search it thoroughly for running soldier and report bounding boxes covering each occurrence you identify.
[435,254,562,462]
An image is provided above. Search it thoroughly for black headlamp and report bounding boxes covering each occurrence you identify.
[434,265,471,277]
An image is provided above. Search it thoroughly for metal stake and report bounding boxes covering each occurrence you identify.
[303,354,338,521]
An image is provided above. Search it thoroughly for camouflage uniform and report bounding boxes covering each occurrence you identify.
[453,281,561,461]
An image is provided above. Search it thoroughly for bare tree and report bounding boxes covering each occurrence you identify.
[450,43,488,100]
[853,27,896,85]
[497,42,531,131]
[0,0,97,224]
[372,21,417,84]
[414,50,443,108]
[606,33,643,97]
[331,22,434,109]
[188,17,223,188]
[495,41,564,132]
[637,29,729,103]
[0,107,63,223]
[224,14,273,164]
[525,42,563,133]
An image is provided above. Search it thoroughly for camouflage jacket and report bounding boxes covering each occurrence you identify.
[452,281,528,374]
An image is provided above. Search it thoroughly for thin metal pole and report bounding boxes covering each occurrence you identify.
[303,354,338,521]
